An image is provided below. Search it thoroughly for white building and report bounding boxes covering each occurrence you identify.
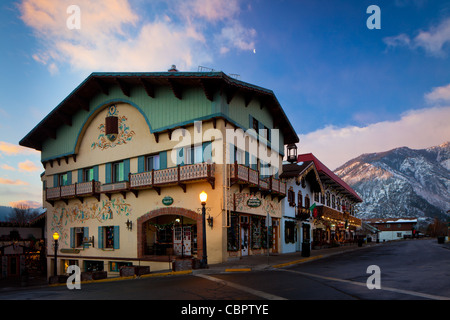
[280,152,363,255]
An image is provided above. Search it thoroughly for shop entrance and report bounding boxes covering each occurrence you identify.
[174,226,192,256]
[143,215,197,257]
[137,208,202,260]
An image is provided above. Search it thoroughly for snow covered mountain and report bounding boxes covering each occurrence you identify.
[334,142,450,222]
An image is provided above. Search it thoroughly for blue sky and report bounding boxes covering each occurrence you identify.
[0,0,449,208]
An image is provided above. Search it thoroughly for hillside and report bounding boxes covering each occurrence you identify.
[335,142,450,222]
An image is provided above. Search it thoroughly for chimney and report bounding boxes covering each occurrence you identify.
[168,65,178,72]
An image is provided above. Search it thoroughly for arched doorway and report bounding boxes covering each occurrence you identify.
[137,207,203,260]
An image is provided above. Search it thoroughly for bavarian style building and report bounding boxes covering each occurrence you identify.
[20,68,298,276]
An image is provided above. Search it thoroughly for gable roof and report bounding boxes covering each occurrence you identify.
[19,71,299,152]
[280,160,324,194]
[298,153,363,203]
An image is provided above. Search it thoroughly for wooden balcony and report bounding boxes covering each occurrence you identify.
[129,163,216,195]
[229,163,286,198]
[46,180,101,206]
[100,181,130,200]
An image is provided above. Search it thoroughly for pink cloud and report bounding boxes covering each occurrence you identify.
[9,200,42,209]
[0,178,29,186]
[0,141,39,156]
[18,160,40,172]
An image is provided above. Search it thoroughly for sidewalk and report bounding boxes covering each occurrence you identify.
[0,242,378,291]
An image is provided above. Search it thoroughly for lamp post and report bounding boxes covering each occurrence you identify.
[52,232,59,276]
[199,191,208,268]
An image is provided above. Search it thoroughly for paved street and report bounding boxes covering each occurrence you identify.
[1,239,449,303]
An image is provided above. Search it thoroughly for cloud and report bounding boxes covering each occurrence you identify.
[1,164,16,171]
[9,200,42,209]
[0,178,29,186]
[18,160,40,172]
[19,0,256,73]
[177,0,241,22]
[425,83,450,104]
[0,141,39,156]
[216,21,256,54]
[298,106,450,170]
[384,17,450,57]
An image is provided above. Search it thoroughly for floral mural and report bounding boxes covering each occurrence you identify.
[91,105,135,150]
[49,198,132,246]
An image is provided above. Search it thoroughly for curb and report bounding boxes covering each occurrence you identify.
[271,255,323,268]
[49,270,193,287]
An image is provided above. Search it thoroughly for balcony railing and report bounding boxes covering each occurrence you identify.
[229,163,286,197]
[46,180,101,205]
[130,163,215,194]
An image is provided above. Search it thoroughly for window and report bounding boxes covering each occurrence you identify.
[326,192,330,207]
[146,154,160,171]
[112,161,124,182]
[284,221,296,244]
[314,191,319,203]
[288,187,295,206]
[304,194,310,209]
[234,147,244,165]
[98,226,120,249]
[110,261,132,272]
[331,195,336,209]
[252,118,258,132]
[298,191,303,208]
[59,173,69,186]
[176,145,202,165]
[70,227,89,248]
[83,167,94,182]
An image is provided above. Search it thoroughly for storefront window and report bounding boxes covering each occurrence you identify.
[251,217,262,249]
[285,221,296,244]
[227,214,239,251]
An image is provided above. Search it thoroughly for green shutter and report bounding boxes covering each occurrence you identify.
[113,226,120,249]
[93,165,99,181]
[53,175,58,188]
[105,163,112,184]
[98,226,104,249]
[70,227,75,248]
[138,156,145,173]
[124,159,130,181]
[159,151,167,169]
[245,151,249,167]
[203,141,212,163]
[83,227,89,248]
[78,169,83,183]
[67,171,72,185]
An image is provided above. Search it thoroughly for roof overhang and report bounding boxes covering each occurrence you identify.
[19,71,299,152]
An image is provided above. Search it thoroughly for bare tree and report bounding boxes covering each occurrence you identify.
[7,204,39,226]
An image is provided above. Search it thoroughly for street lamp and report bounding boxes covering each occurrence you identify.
[199,191,208,268]
[52,232,59,276]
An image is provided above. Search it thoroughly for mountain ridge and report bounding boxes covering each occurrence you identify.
[335,142,450,222]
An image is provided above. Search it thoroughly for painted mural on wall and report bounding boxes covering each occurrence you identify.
[49,198,132,246]
[91,105,135,151]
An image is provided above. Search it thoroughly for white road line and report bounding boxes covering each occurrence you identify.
[277,269,450,300]
[195,274,288,300]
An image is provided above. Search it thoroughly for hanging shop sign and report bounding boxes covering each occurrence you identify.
[162,196,174,206]
[247,197,261,208]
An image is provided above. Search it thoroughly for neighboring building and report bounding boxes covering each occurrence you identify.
[365,218,417,242]
[279,156,324,253]
[280,153,363,253]
[0,212,46,278]
[19,69,298,277]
